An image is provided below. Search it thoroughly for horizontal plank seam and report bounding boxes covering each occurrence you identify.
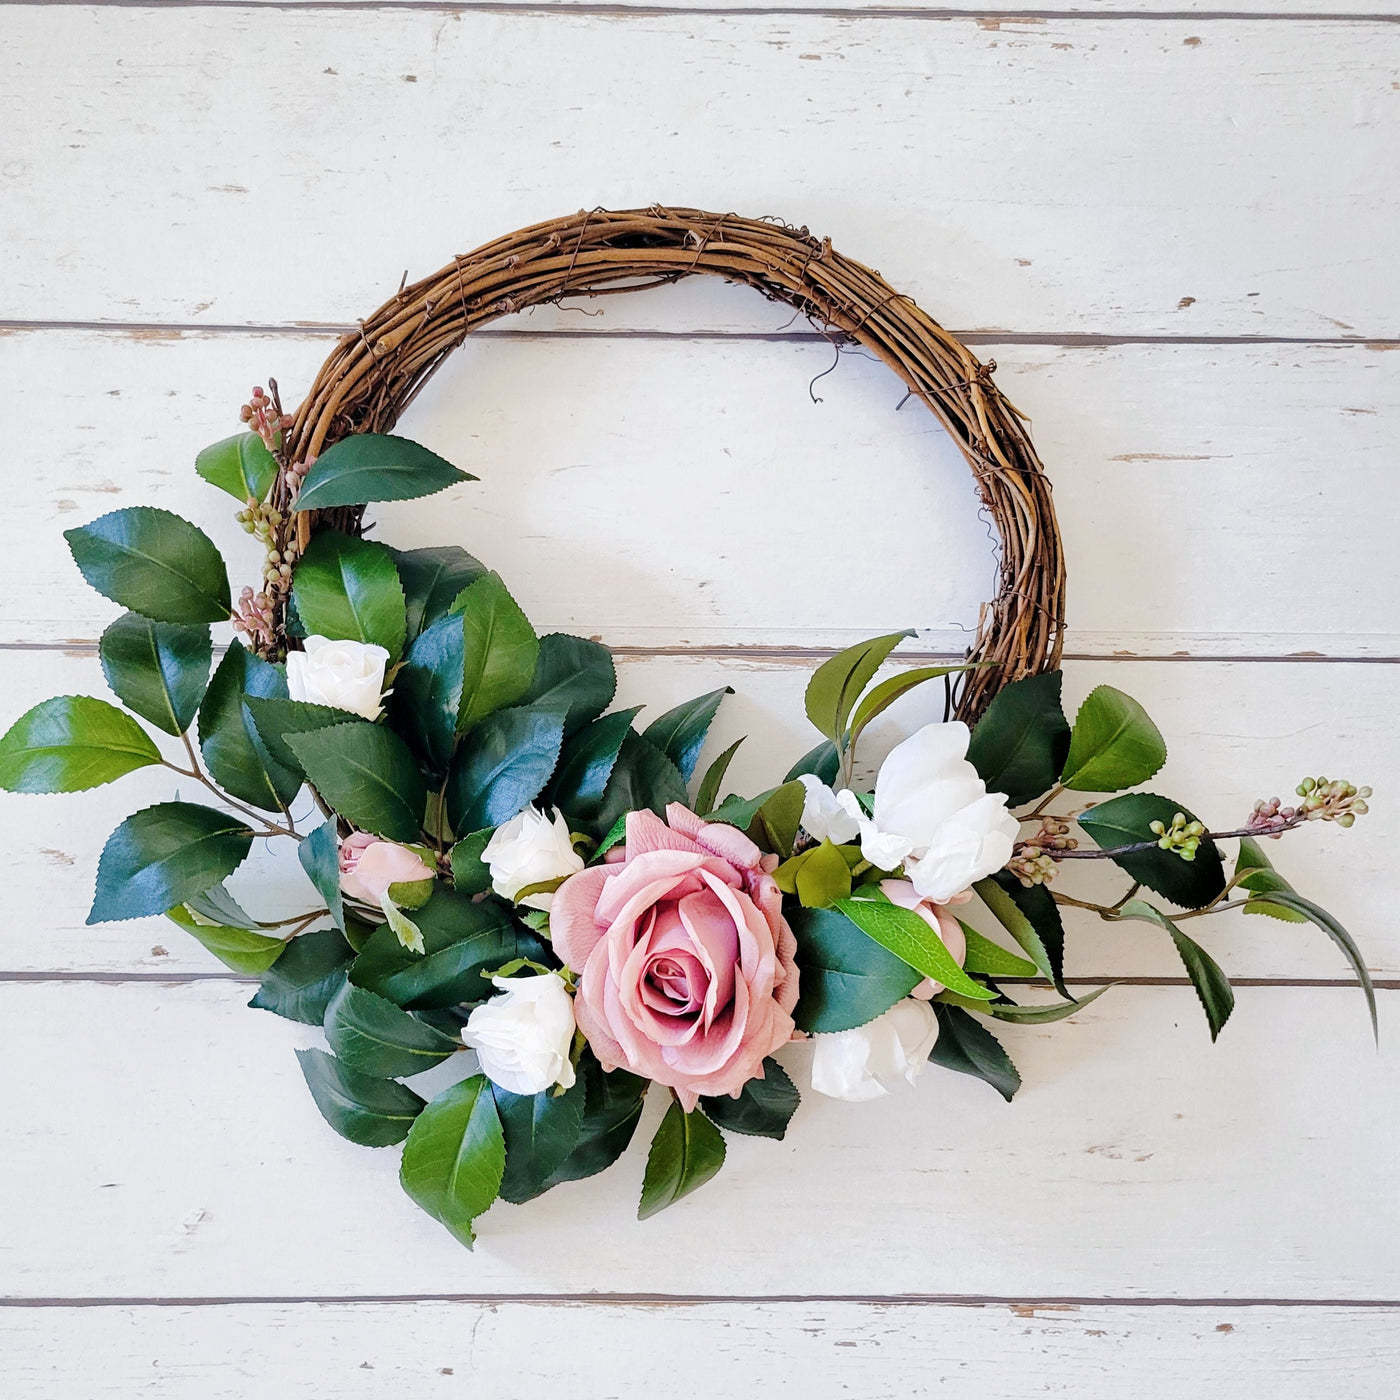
[2,972,1394,987]
[9,2,1400,23]
[3,1293,1399,1309]
[2,320,1397,349]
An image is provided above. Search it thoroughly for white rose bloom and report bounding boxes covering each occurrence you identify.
[462,973,578,1096]
[831,722,1018,901]
[809,998,941,1102]
[482,805,585,911]
[797,774,862,845]
[286,635,391,721]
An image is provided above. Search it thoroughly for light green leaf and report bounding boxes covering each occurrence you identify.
[293,433,476,513]
[1235,836,1309,923]
[804,631,912,747]
[847,664,967,757]
[380,893,425,955]
[835,897,996,1001]
[99,612,211,737]
[1061,685,1167,793]
[297,1047,425,1147]
[638,1100,726,1221]
[290,529,407,662]
[0,695,161,793]
[959,922,1040,979]
[286,721,426,842]
[165,904,286,975]
[195,432,278,503]
[792,840,854,908]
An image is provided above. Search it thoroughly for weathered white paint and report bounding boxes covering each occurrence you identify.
[5,1299,1398,1400]
[3,330,1396,654]
[2,11,1397,336]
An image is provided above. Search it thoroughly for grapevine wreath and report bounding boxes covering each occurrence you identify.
[0,208,1375,1245]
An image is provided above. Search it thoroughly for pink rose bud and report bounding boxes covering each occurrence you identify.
[338,832,435,906]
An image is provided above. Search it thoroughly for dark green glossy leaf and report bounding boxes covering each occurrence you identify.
[519,634,616,738]
[695,736,744,817]
[323,981,459,1079]
[449,829,494,895]
[250,928,355,1023]
[784,740,840,787]
[184,881,257,928]
[547,707,642,822]
[99,612,211,736]
[297,818,345,931]
[582,730,688,840]
[929,1003,1021,1102]
[973,877,1055,983]
[164,904,286,974]
[641,687,731,782]
[790,906,922,1033]
[982,872,1067,994]
[399,1073,504,1249]
[1117,899,1234,1040]
[391,610,465,772]
[64,507,231,623]
[1077,793,1226,910]
[1235,836,1309,923]
[966,670,1070,807]
[834,897,995,1001]
[350,887,547,1010]
[197,644,302,811]
[195,432,278,503]
[492,1077,587,1204]
[1060,684,1167,793]
[286,721,426,842]
[447,706,566,835]
[804,631,912,747]
[243,696,347,777]
[392,545,486,642]
[700,1058,799,1139]
[296,1047,425,1147]
[0,696,160,793]
[456,573,538,731]
[638,1100,726,1221]
[545,1055,648,1188]
[293,433,476,513]
[89,801,253,924]
[954,984,1111,1023]
[290,529,407,662]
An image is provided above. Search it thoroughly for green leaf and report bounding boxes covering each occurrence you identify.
[695,736,744,817]
[392,545,486,642]
[791,840,854,908]
[350,886,546,1010]
[99,613,211,737]
[456,573,539,731]
[449,829,494,895]
[1060,685,1167,793]
[700,1058,799,1139]
[784,740,840,787]
[250,928,354,1023]
[847,664,967,756]
[447,706,567,835]
[544,1055,648,1188]
[519,634,617,738]
[198,644,302,812]
[286,721,426,842]
[492,1077,587,1204]
[296,1047,425,1148]
[929,1003,1021,1101]
[184,881,257,929]
[65,508,232,624]
[391,610,466,773]
[1235,836,1309,923]
[0,696,161,793]
[294,433,476,513]
[1077,793,1226,910]
[290,529,407,662]
[979,872,1067,994]
[966,670,1070,807]
[323,981,459,1078]
[746,779,807,859]
[959,922,1040,979]
[834,897,996,1001]
[1117,899,1234,1040]
[960,984,1111,1023]
[789,906,922,1032]
[1247,890,1378,1040]
[89,801,253,923]
[586,731,689,840]
[164,904,286,974]
[379,896,425,955]
[399,1073,504,1249]
[641,688,731,782]
[195,432,278,503]
[243,696,348,777]
[548,708,642,822]
[804,631,912,747]
[638,1100,726,1221]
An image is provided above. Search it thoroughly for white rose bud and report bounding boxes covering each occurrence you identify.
[482,805,585,911]
[462,973,577,1096]
[796,774,862,846]
[286,636,391,721]
[809,998,940,1102]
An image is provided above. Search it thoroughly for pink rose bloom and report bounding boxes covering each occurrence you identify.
[551,803,799,1111]
[338,831,435,905]
[880,878,967,1000]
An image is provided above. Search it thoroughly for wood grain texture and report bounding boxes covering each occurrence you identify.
[3,329,1396,653]
[0,980,1393,1298]
[5,1299,1399,1400]
[1,10,1396,336]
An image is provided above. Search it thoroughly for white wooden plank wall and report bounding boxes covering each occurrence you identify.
[1,4,1396,1396]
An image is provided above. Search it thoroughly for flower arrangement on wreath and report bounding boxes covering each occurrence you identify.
[0,388,1375,1247]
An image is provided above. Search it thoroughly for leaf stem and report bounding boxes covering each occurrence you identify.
[164,733,301,840]
[1047,817,1305,862]
[1022,783,1065,821]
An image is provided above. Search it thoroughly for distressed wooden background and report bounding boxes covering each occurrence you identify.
[2,3,1398,1395]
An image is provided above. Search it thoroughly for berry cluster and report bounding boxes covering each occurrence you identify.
[240,385,292,453]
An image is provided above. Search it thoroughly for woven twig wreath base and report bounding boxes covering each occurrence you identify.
[280,206,1065,719]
